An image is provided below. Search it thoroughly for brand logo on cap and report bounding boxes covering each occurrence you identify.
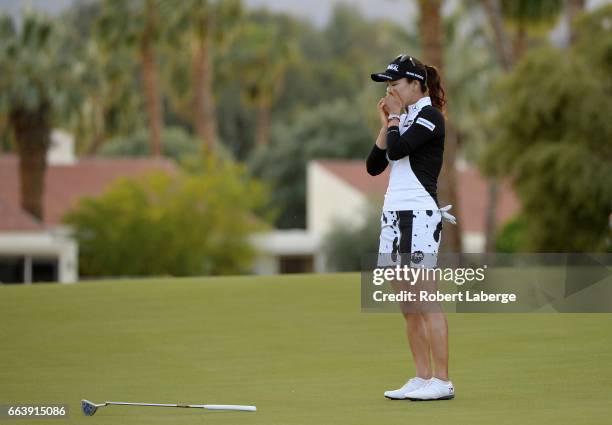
[406,71,424,80]
[387,64,399,72]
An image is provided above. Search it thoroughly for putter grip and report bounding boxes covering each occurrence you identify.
[203,404,256,412]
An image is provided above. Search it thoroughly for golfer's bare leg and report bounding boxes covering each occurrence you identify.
[403,313,432,379]
[391,279,432,379]
[423,312,448,380]
[420,277,449,381]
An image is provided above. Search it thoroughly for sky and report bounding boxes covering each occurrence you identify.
[2,0,464,28]
[1,0,609,36]
[243,0,418,27]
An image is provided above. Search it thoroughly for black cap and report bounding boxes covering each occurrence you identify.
[370,54,427,83]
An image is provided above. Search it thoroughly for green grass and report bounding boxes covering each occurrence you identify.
[1,272,611,424]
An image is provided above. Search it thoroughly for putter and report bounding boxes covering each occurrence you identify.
[81,399,256,416]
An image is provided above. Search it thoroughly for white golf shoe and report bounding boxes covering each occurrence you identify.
[384,377,429,400]
[404,377,455,401]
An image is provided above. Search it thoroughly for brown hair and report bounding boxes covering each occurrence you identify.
[407,57,446,112]
[424,65,446,111]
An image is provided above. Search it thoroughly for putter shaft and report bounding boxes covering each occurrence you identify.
[81,399,256,416]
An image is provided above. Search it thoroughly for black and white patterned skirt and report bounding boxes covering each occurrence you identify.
[377,209,443,268]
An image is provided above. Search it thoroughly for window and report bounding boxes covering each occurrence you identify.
[279,255,314,274]
[0,256,58,284]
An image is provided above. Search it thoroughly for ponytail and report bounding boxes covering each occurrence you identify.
[424,64,446,112]
[405,56,447,112]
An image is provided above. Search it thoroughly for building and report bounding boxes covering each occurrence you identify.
[250,159,520,274]
[0,130,176,284]
[1,132,521,280]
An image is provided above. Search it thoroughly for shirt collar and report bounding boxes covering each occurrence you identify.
[405,96,432,116]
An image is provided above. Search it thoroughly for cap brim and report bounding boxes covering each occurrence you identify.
[370,72,402,82]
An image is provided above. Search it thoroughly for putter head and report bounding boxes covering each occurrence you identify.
[81,399,100,416]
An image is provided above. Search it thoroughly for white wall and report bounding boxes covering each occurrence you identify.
[307,162,369,237]
[251,162,373,275]
[462,232,485,253]
[250,229,324,274]
[47,129,76,166]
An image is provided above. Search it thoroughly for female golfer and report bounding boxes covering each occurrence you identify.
[366,54,456,401]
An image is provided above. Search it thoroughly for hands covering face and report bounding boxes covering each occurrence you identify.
[383,86,403,115]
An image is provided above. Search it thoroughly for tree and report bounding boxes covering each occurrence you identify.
[163,0,243,151]
[279,4,418,124]
[480,5,612,251]
[567,0,586,44]
[417,0,462,253]
[61,1,144,155]
[500,0,563,62]
[322,200,382,271]
[213,6,416,160]
[0,13,79,219]
[231,17,300,148]
[185,0,219,151]
[249,99,375,229]
[99,126,199,161]
[63,161,271,276]
[97,0,168,157]
[481,0,513,252]
[480,0,563,252]
[494,214,527,252]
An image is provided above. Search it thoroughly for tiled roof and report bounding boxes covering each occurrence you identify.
[0,198,44,231]
[0,155,176,228]
[314,159,521,233]
[316,159,390,195]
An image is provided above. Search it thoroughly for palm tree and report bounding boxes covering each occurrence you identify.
[0,13,80,220]
[61,1,144,155]
[482,0,513,70]
[97,0,168,157]
[500,0,563,62]
[481,0,512,253]
[164,0,242,152]
[190,1,218,151]
[232,20,299,148]
[567,0,586,44]
[417,0,462,253]
[78,38,144,155]
[480,0,563,251]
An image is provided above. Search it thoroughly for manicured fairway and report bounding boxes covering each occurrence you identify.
[1,273,611,424]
